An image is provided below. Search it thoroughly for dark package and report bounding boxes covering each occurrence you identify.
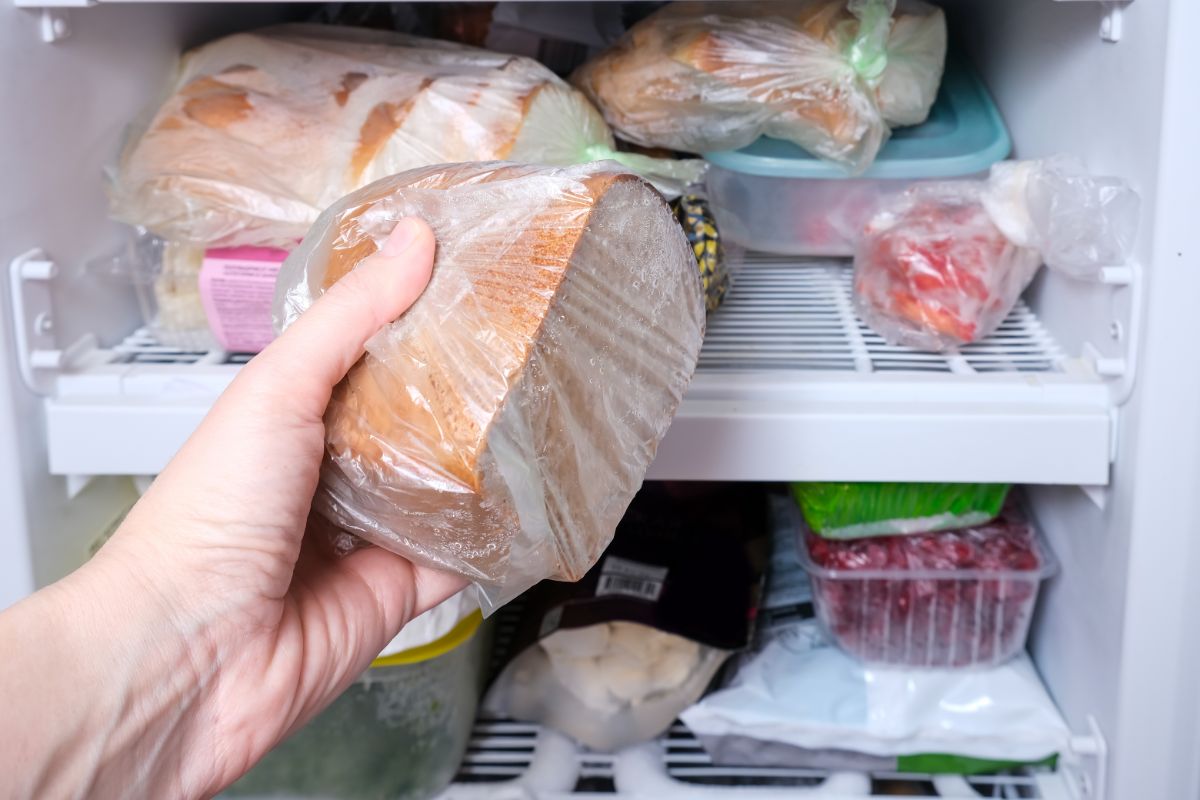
[483,482,767,751]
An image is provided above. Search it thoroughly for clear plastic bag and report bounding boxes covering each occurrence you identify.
[110,24,702,250]
[853,180,1041,350]
[854,157,1140,350]
[273,162,706,612]
[571,0,945,174]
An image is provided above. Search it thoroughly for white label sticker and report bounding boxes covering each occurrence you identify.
[596,556,668,602]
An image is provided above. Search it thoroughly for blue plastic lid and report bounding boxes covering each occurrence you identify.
[703,57,1011,180]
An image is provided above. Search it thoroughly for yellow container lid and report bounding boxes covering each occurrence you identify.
[371,609,483,668]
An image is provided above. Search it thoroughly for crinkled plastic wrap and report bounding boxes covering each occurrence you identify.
[110,23,702,249]
[273,162,705,611]
[854,157,1140,350]
[571,0,945,173]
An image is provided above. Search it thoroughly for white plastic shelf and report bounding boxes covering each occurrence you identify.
[44,255,1112,484]
[438,719,1072,799]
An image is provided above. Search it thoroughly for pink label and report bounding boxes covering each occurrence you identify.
[199,246,290,353]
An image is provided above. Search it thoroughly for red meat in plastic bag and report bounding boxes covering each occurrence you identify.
[852,183,1041,351]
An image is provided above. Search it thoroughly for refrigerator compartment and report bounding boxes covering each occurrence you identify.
[704,58,1011,257]
[225,614,489,800]
[34,254,1112,484]
[796,515,1056,670]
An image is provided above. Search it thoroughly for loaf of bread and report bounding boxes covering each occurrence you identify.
[110,24,663,249]
[274,162,706,609]
[572,0,945,173]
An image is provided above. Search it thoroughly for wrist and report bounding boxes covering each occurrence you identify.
[0,551,216,799]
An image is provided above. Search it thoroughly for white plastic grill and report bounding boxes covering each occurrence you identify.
[455,720,1048,797]
[700,255,1066,375]
[109,255,1066,379]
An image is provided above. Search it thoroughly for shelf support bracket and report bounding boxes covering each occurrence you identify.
[9,248,94,396]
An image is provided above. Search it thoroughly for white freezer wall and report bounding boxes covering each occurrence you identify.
[948,1,1200,798]
[0,4,300,601]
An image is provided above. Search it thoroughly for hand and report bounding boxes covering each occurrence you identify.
[0,218,466,800]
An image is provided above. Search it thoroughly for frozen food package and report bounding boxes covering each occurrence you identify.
[110,23,703,250]
[791,482,1009,539]
[853,180,1042,350]
[682,620,1069,768]
[797,503,1056,668]
[855,157,1140,350]
[684,503,1068,767]
[484,483,767,750]
[572,0,946,173]
[273,162,706,612]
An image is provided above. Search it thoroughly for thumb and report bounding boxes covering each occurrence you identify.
[239,217,436,413]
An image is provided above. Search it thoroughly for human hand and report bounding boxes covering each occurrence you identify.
[0,218,466,800]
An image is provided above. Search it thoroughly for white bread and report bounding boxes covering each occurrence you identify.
[112,25,613,248]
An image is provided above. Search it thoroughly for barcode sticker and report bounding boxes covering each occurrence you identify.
[596,556,668,602]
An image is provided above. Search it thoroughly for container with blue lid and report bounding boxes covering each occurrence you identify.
[704,57,1011,256]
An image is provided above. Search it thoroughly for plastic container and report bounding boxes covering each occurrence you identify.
[796,509,1055,669]
[790,482,1010,539]
[224,597,486,800]
[704,58,1011,256]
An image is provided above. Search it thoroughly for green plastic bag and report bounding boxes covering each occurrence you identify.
[790,482,1009,539]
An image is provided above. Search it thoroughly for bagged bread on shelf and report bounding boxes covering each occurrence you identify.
[791,482,1009,539]
[110,23,702,249]
[273,162,706,611]
[853,156,1140,350]
[484,483,767,750]
[571,0,946,173]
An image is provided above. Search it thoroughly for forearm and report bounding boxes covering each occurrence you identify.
[0,554,214,799]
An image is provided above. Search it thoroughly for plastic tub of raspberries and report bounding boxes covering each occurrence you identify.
[796,503,1056,669]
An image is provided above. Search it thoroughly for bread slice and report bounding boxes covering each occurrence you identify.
[276,162,705,606]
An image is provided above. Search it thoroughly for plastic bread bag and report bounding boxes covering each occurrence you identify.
[791,482,1009,539]
[109,23,704,250]
[272,162,706,612]
[854,157,1139,350]
[571,0,946,173]
[483,483,768,750]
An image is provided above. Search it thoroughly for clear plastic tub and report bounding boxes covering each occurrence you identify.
[704,58,1010,257]
[795,509,1055,669]
[223,609,487,800]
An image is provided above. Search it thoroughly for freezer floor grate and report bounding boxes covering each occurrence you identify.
[453,720,1048,797]
[108,255,1067,378]
[698,254,1065,375]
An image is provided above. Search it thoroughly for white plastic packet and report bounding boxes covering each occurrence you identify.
[681,617,1070,765]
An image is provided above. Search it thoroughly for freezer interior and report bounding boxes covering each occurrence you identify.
[2,1,1199,798]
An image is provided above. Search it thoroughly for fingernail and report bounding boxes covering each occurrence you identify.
[379,217,423,257]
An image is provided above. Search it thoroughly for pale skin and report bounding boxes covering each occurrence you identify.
[0,218,465,800]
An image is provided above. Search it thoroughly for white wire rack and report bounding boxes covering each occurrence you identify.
[441,720,1066,799]
[699,256,1065,375]
[43,255,1112,483]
